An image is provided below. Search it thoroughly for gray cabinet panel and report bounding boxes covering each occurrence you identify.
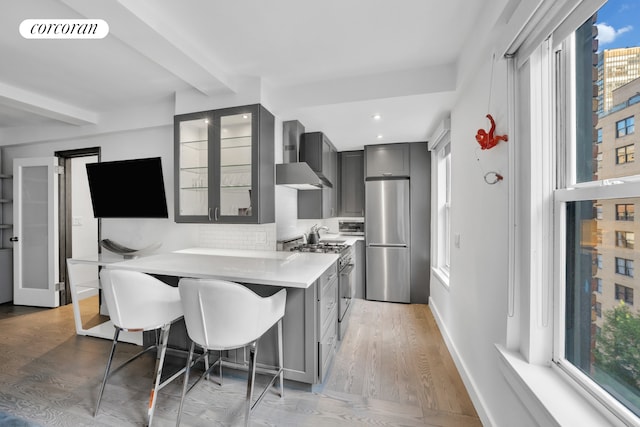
[339,151,364,217]
[365,143,410,178]
[300,132,337,187]
[298,134,338,219]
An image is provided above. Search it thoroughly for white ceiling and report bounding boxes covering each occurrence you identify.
[0,0,490,151]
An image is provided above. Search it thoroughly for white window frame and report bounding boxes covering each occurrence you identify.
[429,117,451,287]
[550,29,640,425]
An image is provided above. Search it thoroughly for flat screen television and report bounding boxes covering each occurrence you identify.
[86,157,169,218]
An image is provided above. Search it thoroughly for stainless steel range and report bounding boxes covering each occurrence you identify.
[277,237,355,340]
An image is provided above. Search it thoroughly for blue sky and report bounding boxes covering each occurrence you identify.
[597,0,640,49]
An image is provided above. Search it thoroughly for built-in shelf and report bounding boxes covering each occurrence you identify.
[0,225,11,229]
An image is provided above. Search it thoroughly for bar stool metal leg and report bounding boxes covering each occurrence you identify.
[95,327,121,417]
[245,341,258,427]
[277,319,284,398]
[148,324,172,426]
[176,341,196,427]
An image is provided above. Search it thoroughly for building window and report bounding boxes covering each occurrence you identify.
[616,203,634,221]
[616,116,635,137]
[596,278,603,294]
[595,302,602,318]
[595,204,603,220]
[596,253,603,269]
[615,230,635,249]
[616,144,635,164]
[615,257,634,277]
[615,284,634,305]
[596,128,603,143]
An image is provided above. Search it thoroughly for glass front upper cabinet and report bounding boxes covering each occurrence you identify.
[174,104,275,224]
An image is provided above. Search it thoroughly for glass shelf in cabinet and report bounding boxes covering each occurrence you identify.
[220,163,251,168]
[180,166,208,174]
[180,139,208,150]
[180,186,208,191]
[220,135,251,141]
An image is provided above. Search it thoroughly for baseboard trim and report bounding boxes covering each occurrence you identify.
[428,296,496,427]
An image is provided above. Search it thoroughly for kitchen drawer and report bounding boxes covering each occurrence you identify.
[319,263,338,294]
[318,306,338,382]
[319,277,337,333]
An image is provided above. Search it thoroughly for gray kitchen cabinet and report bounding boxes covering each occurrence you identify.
[174,104,275,224]
[223,262,338,386]
[354,239,366,299]
[338,150,364,217]
[300,132,337,186]
[298,187,336,219]
[298,132,338,219]
[365,143,410,178]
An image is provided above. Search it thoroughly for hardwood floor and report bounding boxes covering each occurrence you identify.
[0,297,481,426]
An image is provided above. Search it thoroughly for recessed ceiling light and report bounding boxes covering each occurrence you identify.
[204,119,210,124]
[377,134,383,139]
[372,114,381,120]
[242,114,249,119]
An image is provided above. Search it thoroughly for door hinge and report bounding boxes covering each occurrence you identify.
[55,282,65,291]
[55,165,64,175]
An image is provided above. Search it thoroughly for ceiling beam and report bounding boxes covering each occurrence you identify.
[60,0,237,95]
[265,63,457,113]
[0,81,98,126]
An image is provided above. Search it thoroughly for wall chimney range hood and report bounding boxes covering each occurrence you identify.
[276,120,325,190]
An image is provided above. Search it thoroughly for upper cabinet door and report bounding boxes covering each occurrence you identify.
[174,104,275,224]
[365,143,410,178]
[175,112,212,222]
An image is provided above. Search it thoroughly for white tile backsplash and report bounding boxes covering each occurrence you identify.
[197,223,277,251]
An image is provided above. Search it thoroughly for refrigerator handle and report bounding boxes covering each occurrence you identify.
[367,243,408,248]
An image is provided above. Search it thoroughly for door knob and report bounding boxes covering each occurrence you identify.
[9,237,18,242]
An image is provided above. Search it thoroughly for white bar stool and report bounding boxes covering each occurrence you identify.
[176,278,286,427]
[95,269,184,426]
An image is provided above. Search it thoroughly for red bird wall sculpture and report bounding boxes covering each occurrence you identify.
[476,114,508,150]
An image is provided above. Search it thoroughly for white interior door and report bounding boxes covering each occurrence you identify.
[13,157,60,307]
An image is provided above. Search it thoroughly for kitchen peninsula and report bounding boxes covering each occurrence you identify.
[67,247,340,387]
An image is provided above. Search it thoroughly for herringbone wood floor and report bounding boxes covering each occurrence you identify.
[0,297,481,426]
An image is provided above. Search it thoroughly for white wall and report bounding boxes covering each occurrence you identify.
[427,1,542,426]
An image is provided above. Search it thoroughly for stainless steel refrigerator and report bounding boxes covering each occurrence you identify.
[365,178,410,303]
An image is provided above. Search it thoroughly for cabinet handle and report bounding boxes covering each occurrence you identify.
[208,208,212,221]
[214,207,219,221]
[382,172,392,176]
[9,236,18,242]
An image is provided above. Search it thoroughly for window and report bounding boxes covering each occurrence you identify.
[551,3,640,422]
[615,257,634,277]
[428,119,451,283]
[616,231,635,249]
[615,284,634,305]
[616,116,635,137]
[616,203,635,221]
[595,204,603,220]
[616,144,635,164]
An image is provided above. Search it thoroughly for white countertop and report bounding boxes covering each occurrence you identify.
[101,247,338,289]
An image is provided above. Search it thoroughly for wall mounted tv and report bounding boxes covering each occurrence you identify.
[86,157,169,218]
